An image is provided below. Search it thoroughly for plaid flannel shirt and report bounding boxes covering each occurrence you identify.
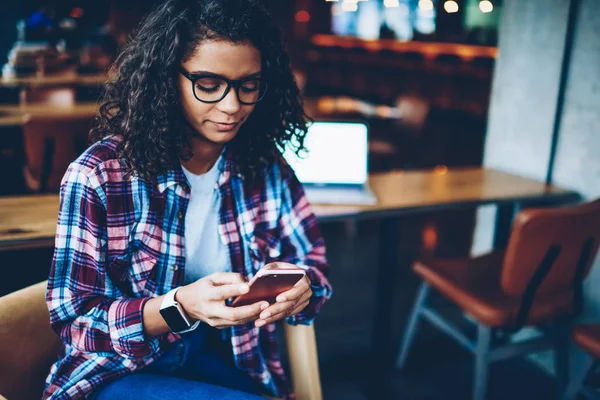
[44,136,332,399]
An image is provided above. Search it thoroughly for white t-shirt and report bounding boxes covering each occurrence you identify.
[181,155,231,284]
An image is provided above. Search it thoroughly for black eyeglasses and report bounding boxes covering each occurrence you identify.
[179,67,268,105]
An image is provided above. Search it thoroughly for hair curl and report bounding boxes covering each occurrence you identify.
[90,0,310,181]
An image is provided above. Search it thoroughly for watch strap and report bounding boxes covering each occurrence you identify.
[160,287,200,333]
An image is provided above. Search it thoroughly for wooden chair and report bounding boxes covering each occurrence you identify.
[432,53,463,76]
[468,56,495,80]
[393,95,430,137]
[19,87,76,106]
[397,199,600,400]
[21,115,92,192]
[19,87,89,192]
[563,324,600,400]
[0,281,323,400]
[398,51,426,71]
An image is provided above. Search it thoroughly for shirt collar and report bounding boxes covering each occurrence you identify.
[218,146,244,186]
[157,146,243,194]
[157,167,187,193]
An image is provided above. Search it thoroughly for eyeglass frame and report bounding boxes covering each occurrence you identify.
[178,67,268,105]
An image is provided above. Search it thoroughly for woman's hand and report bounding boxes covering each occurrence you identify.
[254,262,312,328]
[176,272,269,329]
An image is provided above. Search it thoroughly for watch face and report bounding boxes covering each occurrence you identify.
[159,306,191,333]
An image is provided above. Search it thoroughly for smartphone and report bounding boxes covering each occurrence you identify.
[230,268,306,307]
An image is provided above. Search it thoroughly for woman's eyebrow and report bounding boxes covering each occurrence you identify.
[188,70,262,79]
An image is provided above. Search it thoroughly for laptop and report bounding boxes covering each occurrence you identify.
[283,120,378,205]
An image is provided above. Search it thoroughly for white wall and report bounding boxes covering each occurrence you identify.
[472,0,600,375]
[552,0,600,320]
[472,0,570,257]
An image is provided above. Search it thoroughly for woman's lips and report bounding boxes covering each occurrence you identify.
[210,121,239,132]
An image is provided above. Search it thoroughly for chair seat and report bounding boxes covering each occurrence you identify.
[413,251,573,327]
[0,283,323,400]
[573,324,600,359]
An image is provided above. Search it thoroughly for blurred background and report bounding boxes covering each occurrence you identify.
[1,0,600,399]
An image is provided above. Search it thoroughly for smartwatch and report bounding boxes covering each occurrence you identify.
[159,287,200,333]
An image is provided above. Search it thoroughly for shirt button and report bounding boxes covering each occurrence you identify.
[177,211,184,219]
[171,265,179,271]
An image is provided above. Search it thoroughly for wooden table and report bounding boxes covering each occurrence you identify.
[312,168,578,221]
[0,167,581,365]
[0,102,99,126]
[0,74,107,88]
[0,166,580,251]
[311,169,580,367]
[0,194,61,251]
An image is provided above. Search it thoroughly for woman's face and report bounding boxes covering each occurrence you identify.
[178,40,262,146]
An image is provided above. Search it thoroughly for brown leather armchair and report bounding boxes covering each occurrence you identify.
[397,199,600,400]
[0,281,323,400]
[21,115,93,193]
[563,323,600,400]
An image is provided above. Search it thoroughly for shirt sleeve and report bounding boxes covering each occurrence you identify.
[277,164,332,326]
[46,165,159,361]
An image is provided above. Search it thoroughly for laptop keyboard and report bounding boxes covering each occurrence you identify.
[304,187,378,205]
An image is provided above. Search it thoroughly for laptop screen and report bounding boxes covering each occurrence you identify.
[283,121,369,186]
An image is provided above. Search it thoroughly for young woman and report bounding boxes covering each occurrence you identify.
[43,0,332,399]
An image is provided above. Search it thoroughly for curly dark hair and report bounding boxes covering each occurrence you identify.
[90,0,310,181]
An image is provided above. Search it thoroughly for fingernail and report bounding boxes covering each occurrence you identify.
[260,312,271,319]
[239,284,249,293]
[276,296,286,302]
[260,302,269,310]
[256,320,266,327]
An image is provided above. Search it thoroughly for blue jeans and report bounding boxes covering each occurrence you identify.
[94,323,265,399]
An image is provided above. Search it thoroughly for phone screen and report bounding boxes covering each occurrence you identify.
[230,272,305,307]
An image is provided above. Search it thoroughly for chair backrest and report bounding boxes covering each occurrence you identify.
[433,53,462,66]
[19,87,76,106]
[400,51,425,63]
[501,199,600,298]
[0,281,60,400]
[0,281,323,400]
[470,56,495,70]
[22,115,92,192]
[393,95,430,136]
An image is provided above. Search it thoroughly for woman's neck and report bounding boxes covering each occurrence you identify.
[181,137,224,175]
